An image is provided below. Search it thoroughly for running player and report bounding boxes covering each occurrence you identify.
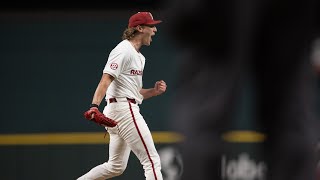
[77,12,166,180]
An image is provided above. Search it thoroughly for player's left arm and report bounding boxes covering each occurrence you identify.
[140,80,167,100]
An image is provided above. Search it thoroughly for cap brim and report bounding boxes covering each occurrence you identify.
[145,20,162,25]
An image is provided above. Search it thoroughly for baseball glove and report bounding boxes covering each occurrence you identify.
[84,107,117,127]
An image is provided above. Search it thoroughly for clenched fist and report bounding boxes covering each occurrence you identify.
[154,80,167,96]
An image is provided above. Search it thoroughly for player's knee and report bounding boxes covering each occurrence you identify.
[153,155,162,168]
[111,167,126,176]
[107,163,127,176]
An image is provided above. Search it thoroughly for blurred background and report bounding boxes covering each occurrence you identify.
[0,1,320,180]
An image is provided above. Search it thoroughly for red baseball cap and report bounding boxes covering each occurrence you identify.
[128,12,162,28]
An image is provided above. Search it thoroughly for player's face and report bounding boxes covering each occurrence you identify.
[141,25,157,46]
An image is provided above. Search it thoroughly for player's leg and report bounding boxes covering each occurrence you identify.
[77,129,131,180]
[122,103,163,180]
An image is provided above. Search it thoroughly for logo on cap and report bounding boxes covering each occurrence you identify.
[148,12,153,20]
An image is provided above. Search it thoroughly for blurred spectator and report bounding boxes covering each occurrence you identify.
[311,37,320,180]
[163,0,320,179]
[311,38,320,120]
[311,38,320,74]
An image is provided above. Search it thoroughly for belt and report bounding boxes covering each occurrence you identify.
[108,97,136,104]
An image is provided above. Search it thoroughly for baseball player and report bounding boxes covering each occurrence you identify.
[77,12,166,180]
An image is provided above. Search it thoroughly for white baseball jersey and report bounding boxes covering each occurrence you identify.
[103,39,145,104]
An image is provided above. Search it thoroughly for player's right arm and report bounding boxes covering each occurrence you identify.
[91,73,114,106]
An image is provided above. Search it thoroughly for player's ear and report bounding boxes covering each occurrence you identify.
[135,25,144,32]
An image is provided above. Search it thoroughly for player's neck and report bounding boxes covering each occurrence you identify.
[128,39,142,52]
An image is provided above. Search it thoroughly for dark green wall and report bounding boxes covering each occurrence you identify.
[0,11,177,133]
[0,11,179,180]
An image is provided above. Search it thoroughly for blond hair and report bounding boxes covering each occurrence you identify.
[122,27,138,40]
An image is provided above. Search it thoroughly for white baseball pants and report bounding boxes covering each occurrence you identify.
[77,100,163,180]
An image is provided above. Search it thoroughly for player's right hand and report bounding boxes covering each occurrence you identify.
[84,107,98,120]
[83,107,117,127]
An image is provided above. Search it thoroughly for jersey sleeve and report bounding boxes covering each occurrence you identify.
[103,47,127,79]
